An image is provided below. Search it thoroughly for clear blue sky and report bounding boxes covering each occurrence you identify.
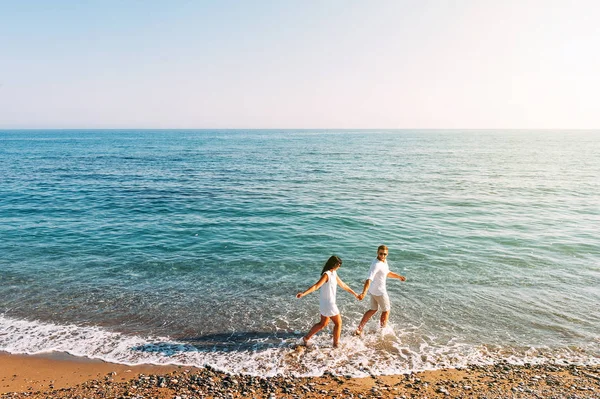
[1,0,599,129]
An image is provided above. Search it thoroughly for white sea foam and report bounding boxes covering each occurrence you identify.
[1,314,597,377]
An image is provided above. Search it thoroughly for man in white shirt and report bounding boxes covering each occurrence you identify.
[355,245,406,335]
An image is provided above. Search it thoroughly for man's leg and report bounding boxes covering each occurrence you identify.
[380,310,389,328]
[379,294,391,328]
[355,309,377,335]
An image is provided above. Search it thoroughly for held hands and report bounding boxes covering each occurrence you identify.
[357,293,366,301]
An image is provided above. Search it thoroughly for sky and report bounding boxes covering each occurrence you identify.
[1,0,599,129]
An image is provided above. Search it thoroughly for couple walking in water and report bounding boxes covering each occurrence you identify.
[296,245,406,348]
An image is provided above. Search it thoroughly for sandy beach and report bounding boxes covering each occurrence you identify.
[1,352,599,399]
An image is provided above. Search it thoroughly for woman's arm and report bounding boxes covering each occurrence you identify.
[296,273,329,298]
[336,275,359,298]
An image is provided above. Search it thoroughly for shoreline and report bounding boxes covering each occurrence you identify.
[1,352,599,398]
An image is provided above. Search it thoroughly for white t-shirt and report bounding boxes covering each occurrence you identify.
[319,270,340,317]
[367,259,389,296]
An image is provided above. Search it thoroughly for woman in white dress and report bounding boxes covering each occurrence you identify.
[296,255,359,348]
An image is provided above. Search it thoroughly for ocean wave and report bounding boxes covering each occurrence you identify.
[1,314,597,377]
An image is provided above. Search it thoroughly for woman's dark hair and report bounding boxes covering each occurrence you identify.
[321,255,342,275]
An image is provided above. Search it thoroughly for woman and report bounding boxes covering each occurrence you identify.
[296,255,359,347]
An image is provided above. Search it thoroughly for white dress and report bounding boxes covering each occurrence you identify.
[319,270,340,317]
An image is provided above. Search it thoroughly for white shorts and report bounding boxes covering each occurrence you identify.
[369,293,390,312]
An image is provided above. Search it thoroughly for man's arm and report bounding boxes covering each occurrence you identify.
[358,279,371,300]
[387,271,406,281]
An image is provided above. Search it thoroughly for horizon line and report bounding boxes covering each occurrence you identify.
[1,127,599,131]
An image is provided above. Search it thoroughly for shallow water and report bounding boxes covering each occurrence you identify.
[1,129,598,376]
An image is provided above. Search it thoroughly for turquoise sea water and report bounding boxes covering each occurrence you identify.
[1,129,598,376]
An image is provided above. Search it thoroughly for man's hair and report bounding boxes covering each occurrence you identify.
[377,245,388,252]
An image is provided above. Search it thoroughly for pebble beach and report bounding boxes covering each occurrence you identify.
[2,353,599,399]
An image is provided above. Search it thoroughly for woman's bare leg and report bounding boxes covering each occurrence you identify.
[303,315,330,343]
[331,314,342,347]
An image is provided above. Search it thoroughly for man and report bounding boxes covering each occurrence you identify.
[355,245,406,335]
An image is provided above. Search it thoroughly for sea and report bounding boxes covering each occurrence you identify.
[0,129,598,377]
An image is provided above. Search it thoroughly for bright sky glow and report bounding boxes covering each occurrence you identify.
[1,0,599,129]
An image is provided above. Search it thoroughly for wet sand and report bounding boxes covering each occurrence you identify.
[1,352,599,398]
